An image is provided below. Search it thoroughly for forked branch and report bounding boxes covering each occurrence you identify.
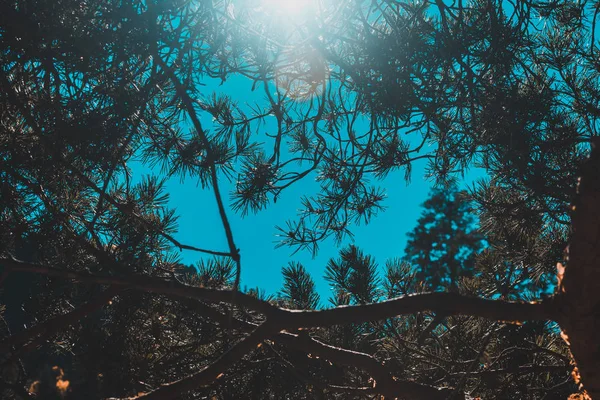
[1,256,559,400]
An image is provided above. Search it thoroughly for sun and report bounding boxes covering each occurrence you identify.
[261,0,316,16]
[240,0,326,26]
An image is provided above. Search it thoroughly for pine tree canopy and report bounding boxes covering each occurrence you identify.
[1,0,600,399]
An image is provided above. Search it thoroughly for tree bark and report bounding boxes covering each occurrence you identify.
[558,138,600,398]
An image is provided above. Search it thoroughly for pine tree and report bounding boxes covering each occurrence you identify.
[405,186,484,291]
[1,0,599,398]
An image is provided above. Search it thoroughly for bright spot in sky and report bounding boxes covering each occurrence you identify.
[261,0,316,15]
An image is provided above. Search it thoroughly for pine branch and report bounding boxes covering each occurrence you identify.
[277,293,557,329]
[446,365,570,378]
[274,333,457,400]
[0,286,120,354]
[2,255,562,400]
[0,257,276,316]
[129,321,279,400]
[1,257,558,326]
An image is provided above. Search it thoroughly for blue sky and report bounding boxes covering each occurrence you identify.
[131,0,493,304]
[126,0,499,304]
[134,151,435,303]
[131,74,485,304]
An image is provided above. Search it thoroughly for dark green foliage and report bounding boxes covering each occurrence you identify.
[194,257,236,288]
[232,151,278,216]
[383,258,420,297]
[325,245,381,305]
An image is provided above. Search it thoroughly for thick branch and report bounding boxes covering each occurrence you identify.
[278,292,557,329]
[1,258,556,329]
[0,274,457,400]
[447,365,569,378]
[275,333,457,400]
[184,308,456,399]
[0,257,276,316]
[12,260,545,400]
[122,305,459,400]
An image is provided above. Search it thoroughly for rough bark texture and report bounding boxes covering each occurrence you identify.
[559,138,600,398]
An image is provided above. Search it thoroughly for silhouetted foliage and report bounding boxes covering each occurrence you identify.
[405,185,485,291]
[280,262,320,310]
[325,245,381,305]
[1,0,598,398]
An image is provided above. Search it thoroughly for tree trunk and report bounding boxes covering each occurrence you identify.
[558,138,600,398]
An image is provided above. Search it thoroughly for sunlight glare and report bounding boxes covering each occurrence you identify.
[261,0,316,16]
